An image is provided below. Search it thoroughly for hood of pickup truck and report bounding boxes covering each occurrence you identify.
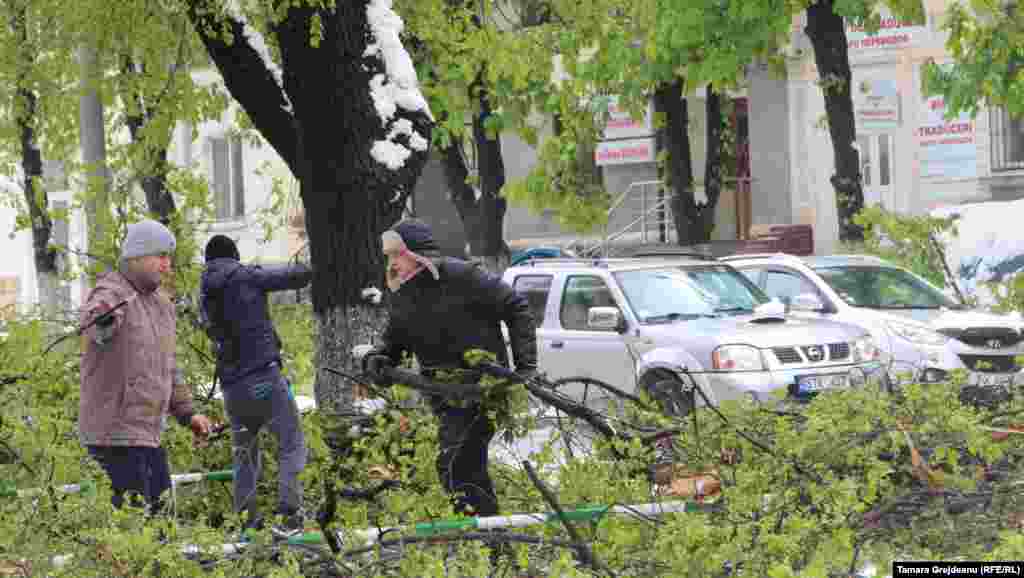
[638,315,869,349]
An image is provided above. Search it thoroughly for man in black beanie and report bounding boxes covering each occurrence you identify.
[363,218,537,523]
[200,234,312,537]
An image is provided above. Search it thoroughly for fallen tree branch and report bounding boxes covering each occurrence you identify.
[523,460,614,577]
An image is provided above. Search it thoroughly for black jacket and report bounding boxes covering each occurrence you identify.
[374,258,536,373]
[200,258,312,384]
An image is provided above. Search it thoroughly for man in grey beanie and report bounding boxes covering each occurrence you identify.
[79,219,213,513]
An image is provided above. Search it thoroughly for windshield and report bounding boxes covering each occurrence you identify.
[614,265,769,324]
[814,266,962,309]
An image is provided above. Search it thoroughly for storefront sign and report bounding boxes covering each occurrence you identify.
[601,95,653,140]
[595,138,656,166]
[846,11,926,53]
[918,95,977,179]
[855,79,900,130]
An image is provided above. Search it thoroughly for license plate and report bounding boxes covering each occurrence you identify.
[797,373,849,394]
[974,373,1014,388]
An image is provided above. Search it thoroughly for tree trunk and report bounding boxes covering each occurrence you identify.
[440,92,509,274]
[702,85,723,242]
[12,5,59,313]
[188,2,432,411]
[139,152,175,224]
[805,0,864,242]
[121,57,177,224]
[313,303,389,412]
[653,80,696,246]
[78,44,111,271]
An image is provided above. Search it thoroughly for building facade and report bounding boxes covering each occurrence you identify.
[775,0,1020,254]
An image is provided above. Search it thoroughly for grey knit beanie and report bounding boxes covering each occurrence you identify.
[121,220,176,260]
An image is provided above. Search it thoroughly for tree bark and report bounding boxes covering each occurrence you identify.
[702,85,723,241]
[805,0,864,242]
[120,53,186,225]
[654,80,697,246]
[12,5,59,313]
[439,94,509,273]
[188,1,432,411]
[78,44,111,272]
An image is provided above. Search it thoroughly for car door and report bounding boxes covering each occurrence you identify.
[510,273,556,373]
[545,274,636,408]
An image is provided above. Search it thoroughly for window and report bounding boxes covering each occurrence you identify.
[513,274,552,326]
[614,265,767,323]
[990,107,1024,171]
[858,135,871,187]
[209,136,245,220]
[814,266,961,309]
[762,269,819,307]
[856,134,897,201]
[738,268,762,287]
[560,276,619,331]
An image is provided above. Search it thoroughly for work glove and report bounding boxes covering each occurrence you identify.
[363,352,394,386]
[93,301,117,327]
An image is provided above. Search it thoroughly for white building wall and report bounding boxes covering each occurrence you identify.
[783,0,1001,254]
[0,67,300,314]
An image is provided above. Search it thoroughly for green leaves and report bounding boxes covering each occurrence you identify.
[852,204,961,289]
[924,0,1024,118]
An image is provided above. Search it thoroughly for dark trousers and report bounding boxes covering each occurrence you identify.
[222,368,307,527]
[434,403,498,517]
[87,445,171,514]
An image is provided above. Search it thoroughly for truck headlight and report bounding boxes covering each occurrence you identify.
[853,336,881,362]
[885,321,948,346]
[712,345,766,371]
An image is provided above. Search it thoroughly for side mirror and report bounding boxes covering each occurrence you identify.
[790,293,824,312]
[588,306,625,332]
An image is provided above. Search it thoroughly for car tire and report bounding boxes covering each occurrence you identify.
[640,370,695,417]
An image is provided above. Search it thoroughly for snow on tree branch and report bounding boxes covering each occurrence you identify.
[225,2,294,113]
[365,0,433,171]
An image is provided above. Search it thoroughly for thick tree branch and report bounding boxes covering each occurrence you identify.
[119,55,177,223]
[184,0,298,171]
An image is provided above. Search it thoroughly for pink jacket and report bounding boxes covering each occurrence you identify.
[79,271,194,447]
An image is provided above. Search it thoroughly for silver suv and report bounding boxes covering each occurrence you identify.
[502,256,884,411]
[722,253,1024,390]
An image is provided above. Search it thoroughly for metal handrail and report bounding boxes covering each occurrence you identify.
[606,180,662,217]
[564,177,756,258]
[589,194,673,257]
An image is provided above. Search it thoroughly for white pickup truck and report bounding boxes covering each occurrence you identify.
[501,256,885,413]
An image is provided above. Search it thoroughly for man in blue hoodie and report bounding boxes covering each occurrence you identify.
[200,235,312,536]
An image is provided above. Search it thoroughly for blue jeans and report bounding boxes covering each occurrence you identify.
[87,445,171,514]
[222,367,307,527]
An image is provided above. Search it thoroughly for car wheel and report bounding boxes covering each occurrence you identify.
[640,370,695,417]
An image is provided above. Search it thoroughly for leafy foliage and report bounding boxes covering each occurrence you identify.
[852,204,962,291]
[3,287,1024,577]
[1,1,1023,576]
[921,0,1024,119]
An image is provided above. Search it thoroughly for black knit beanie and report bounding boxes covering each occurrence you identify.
[204,234,240,262]
[389,219,439,253]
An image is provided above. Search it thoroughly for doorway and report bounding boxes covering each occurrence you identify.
[857,133,895,209]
